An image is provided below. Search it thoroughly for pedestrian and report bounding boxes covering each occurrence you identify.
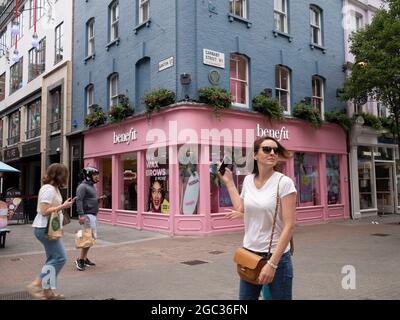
[220,136,297,300]
[27,163,74,299]
[75,167,105,271]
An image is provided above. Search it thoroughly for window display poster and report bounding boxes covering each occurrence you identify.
[326,155,340,205]
[146,160,169,214]
[181,171,200,215]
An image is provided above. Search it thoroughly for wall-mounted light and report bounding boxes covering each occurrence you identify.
[180,73,191,85]
[31,32,39,49]
[11,21,20,37]
[11,49,20,63]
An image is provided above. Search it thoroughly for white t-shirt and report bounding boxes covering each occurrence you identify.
[240,172,297,253]
[32,184,63,228]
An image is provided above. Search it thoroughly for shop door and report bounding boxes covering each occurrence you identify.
[375,162,395,214]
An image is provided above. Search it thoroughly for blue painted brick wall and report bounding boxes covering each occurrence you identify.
[72,0,345,131]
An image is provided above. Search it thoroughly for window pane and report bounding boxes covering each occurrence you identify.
[358,146,373,209]
[121,153,138,212]
[281,68,288,90]
[237,57,246,81]
[179,144,199,215]
[209,146,250,213]
[230,58,237,78]
[326,155,340,205]
[100,158,112,209]
[294,153,320,207]
[238,81,247,104]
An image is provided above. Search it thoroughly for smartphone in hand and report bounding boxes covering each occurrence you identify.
[219,157,233,176]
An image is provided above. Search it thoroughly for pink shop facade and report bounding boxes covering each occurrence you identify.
[83,104,350,235]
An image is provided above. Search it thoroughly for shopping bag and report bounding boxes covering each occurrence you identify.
[46,212,63,240]
[63,212,71,226]
[75,228,96,249]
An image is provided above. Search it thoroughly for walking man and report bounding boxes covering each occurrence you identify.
[75,167,105,271]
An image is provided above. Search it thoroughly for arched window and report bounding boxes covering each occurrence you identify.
[230,54,249,108]
[312,75,324,115]
[109,1,119,42]
[310,5,322,46]
[85,84,94,114]
[274,0,288,33]
[108,73,119,107]
[86,18,95,57]
[275,65,291,114]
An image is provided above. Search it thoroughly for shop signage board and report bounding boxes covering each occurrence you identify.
[113,128,137,145]
[158,57,174,71]
[22,140,41,157]
[256,124,289,141]
[203,49,225,68]
[4,146,19,162]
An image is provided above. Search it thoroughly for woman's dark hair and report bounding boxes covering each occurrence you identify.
[42,163,69,187]
[252,136,292,176]
[148,179,166,211]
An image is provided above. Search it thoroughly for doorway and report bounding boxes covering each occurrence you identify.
[375,162,395,214]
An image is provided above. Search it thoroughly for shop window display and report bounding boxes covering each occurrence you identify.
[357,146,374,210]
[121,153,138,212]
[294,152,321,207]
[146,149,169,214]
[326,155,341,205]
[100,158,112,209]
[209,146,250,213]
[179,145,200,215]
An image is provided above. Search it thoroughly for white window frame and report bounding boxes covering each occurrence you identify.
[28,37,46,81]
[109,74,119,107]
[275,65,291,114]
[110,2,119,42]
[230,54,248,108]
[87,19,95,56]
[139,0,150,24]
[0,29,6,58]
[310,6,322,46]
[274,0,288,33]
[26,99,41,140]
[54,22,63,64]
[312,76,324,116]
[354,12,363,31]
[86,84,94,114]
[229,0,247,19]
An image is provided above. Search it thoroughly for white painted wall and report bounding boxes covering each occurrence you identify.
[0,0,72,112]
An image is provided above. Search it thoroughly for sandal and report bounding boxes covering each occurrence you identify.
[41,289,65,300]
[26,283,44,299]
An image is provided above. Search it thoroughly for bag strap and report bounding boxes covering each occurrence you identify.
[267,174,284,257]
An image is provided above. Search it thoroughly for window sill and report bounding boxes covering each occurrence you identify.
[106,38,120,51]
[310,43,327,54]
[133,18,152,34]
[84,53,96,64]
[272,30,293,42]
[50,130,61,136]
[227,13,252,28]
[232,102,249,109]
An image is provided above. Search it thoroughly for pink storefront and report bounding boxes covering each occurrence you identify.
[83,104,350,235]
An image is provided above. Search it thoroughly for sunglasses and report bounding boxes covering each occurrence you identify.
[261,146,280,155]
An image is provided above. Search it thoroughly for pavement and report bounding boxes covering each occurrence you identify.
[0,214,400,300]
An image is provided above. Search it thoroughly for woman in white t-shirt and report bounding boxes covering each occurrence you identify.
[27,163,74,300]
[220,137,297,300]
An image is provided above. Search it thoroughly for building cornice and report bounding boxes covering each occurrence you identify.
[347,0,381,12]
